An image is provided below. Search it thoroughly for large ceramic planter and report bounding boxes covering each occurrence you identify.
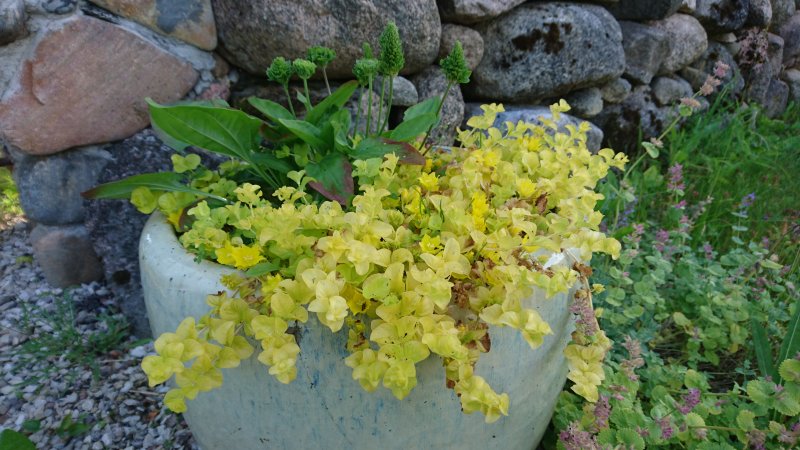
[140,213,576,450]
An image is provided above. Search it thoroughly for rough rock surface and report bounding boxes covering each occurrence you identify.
[619,21,669,84]
[373,75,419,107]
[463,103,604,152]
[687,42,744,94]
[605,0,683,20]
[0,16,198,156]
[782,67,800,101]
[439,23,485,70]
[649,14,708,73]
[600,77,632,103]
[593,86,668,152]
[84,130,174,337]
[437,0,527,24]
[780,12,800,67]
[772,0,796,27]
[747,0,773,26]
[651,76,694,105]
[11,146,110,225]
[761,78,789,117]
[30,224,104,287]
[693,0,751,33]
[410,66,464,146]
[0,0,26,46]
[88,0,217,50]
[211,0,441,78]
[31,0,77,14]
[564,87,603,117]
[469,3,625,102]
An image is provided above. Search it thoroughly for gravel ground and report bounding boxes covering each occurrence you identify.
[0,218,198,449]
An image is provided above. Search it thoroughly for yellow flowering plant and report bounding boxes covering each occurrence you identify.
[129,101,626,422]
[84,24,627,423]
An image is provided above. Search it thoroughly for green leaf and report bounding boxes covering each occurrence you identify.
[779,359,800,382]
[673,312,691,327]
[245,261,281,277]
[774,387,800,416]
[305,80,358,125]
[247,152,295,175]
[684,370,708,390]
[389,113,438,142]
[760,259,783,270]
[778,296,800,382]
[641,141,660,159]
[0,429,36,450]
[352,138,425,165]
[147,99,262,160]
[616,428,645,450]
[306,153,354,205]
[404,97,439,121]
[751,319,777,380]
[277,119,327,150]
[247,97,294,122]
[736,409,756,431]
[81,172,227,203]
[746,380,772,407]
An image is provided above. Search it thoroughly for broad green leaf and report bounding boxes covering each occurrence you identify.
[778,296,800,382]
[673,312,691,327]
[306,153,354,205]
[148,99,262,160]
[616,429,645,450]
[779,359,800,382]
[641,141,660,159]
[277,119,327,150]
[352,138,425,165]
[751,318,777,380]
[746,380,772,407]
[247,152,295,175]
[404,96,439,121]
[248,97,294,122]
[684,370,708,390]
[760,259,783,270]
[735,409,755,431]
[305,80,358,125]
[245,261,281,277]
[389,113,438,142]
[81,172,227,203]
[774,385,800,416]
[0,429,36,450]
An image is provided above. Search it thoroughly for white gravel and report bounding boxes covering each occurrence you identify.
[0,218,197,449]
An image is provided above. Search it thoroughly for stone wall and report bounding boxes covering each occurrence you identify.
[1,0,799,335]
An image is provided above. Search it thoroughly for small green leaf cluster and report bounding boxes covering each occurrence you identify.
[138,102,627,421]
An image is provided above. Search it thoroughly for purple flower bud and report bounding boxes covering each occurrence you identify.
[678,388,701,414]
[667,163,685,192]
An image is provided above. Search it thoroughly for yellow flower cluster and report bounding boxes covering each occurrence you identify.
[141,102,626,421]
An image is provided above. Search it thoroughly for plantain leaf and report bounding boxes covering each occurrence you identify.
[305,80,358,125]
[147,99,262,160]
[306,153,354,205]
[277,119,327,150]
[404,96,439,121]
[81,172,227,202]
[0,429,36,450]
[777,296,800,384]
[389,113,438,142]
[248,97,294,122]
[751,318,778,380]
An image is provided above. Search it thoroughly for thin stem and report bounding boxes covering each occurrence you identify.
[283,85,296,118]
[302,79,312,112]
[322,67,331,95]
[354,88,364,138]
[377,76,387,135]
[380,75,395,134]
[420,82,453,155]
[366,77,374,137]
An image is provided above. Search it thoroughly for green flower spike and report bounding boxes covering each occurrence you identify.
[307,46,336,95]
[440,41,471,85]
[377,21,405,133]
[352,49,379,136]
[292,59,317,111]
[267,56,296,117]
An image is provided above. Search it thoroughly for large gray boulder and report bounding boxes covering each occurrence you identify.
[649,14,708,74]
[593,86,669,152]
[468,3,624,102]
[439,23,484,70]
[772,0,797,27]
[211,0,441,78]
[747,0,773,27]
[437,0,527,24]
[463,103,605,152]
[619,21,669,85]
[605,0,683,20]
[780,12,800,67]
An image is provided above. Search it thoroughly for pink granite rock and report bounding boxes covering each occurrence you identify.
[0,16,198,156]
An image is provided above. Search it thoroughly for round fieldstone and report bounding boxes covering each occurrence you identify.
[373,75,419,107]
[439,24,484,70]
[437,0,527,24]
[651,76,693,106]
[600,78,632,103]
[30,224,104,288]
[606,0,683,20]
[619,21,669,85]
[211,0,441,78]
[649,14,708,74]
[593,86,669,153]
[747,0,773,27]
[780,13,800,67]
[468,3,625,103]
[11,146,111,225]
[564,87,603,118]
[410,66,464,146]
[0,0,26,46]
[693,0,750,33]
[772,0,797,28]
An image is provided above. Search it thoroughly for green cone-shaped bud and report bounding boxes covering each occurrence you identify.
[362,42,374,59]
[292,59,317,80]
[353,58,379,87]
[378,21,404,76]
[307,46,336,67]
[266,57,293,85]
[440,41,471,85]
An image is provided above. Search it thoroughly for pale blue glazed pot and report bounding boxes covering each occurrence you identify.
[139,213,575,450]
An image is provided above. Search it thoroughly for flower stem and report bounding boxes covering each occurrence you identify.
[354,89,364,138]
[377,76,387,135]
[420,82,453,154]
[323,67,331,96]
[366,76,374,136]
[380,76,395,134]
[283,84,296,118]
[302,79,312,112]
